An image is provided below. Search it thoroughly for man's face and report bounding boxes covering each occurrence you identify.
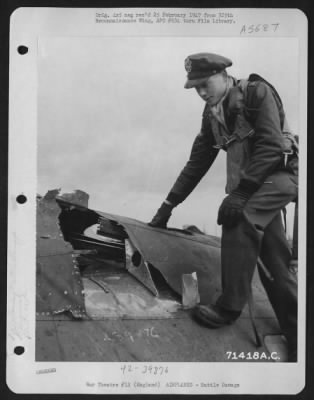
[194,73,227,106]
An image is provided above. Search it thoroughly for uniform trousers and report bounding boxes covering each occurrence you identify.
[216,171,298,351]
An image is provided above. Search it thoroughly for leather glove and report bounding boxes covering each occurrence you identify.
[217,190,250,228]
[148,202,173,228]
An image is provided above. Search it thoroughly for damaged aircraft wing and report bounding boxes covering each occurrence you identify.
[57,197,222,304]
[36,190,285,362]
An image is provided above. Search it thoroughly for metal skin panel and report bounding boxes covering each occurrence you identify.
[57,202,222,305]
[36,317,279,362]
[36,253,86,319]
[120,222,221,304]
[125,239,159,296]
[82,272,181,320]
[37,195,86,318]
[94,210,221,304]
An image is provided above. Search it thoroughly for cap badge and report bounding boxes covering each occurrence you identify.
[185,58,192,73]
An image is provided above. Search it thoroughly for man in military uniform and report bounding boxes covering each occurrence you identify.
[149,53,298,362]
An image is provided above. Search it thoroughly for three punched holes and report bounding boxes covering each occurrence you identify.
[13,45,29,357]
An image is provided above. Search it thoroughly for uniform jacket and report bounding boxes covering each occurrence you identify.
[166,77,289,206]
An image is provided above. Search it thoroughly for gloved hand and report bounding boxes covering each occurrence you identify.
[148,202,174,228]
[217,190,250,228]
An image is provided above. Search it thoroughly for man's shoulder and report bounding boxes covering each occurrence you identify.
[239,74,282,106]
[238,77,270,99]
[237,75,285,125]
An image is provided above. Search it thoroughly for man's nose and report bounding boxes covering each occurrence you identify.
[199,88,208,98]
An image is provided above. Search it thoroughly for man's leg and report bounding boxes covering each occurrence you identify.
[193,171,297,326]
[193,217,262,327]
[216,218,263,311]
[217,171,297,312]
[258,213,298,360]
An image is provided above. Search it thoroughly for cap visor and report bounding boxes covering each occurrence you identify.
[184,76,210,89]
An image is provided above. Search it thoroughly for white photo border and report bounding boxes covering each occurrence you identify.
[7,7,307,394]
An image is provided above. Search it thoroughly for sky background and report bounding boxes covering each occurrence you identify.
[38,36,299,236]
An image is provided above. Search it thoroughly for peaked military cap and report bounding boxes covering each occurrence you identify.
[184,53,232,89]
